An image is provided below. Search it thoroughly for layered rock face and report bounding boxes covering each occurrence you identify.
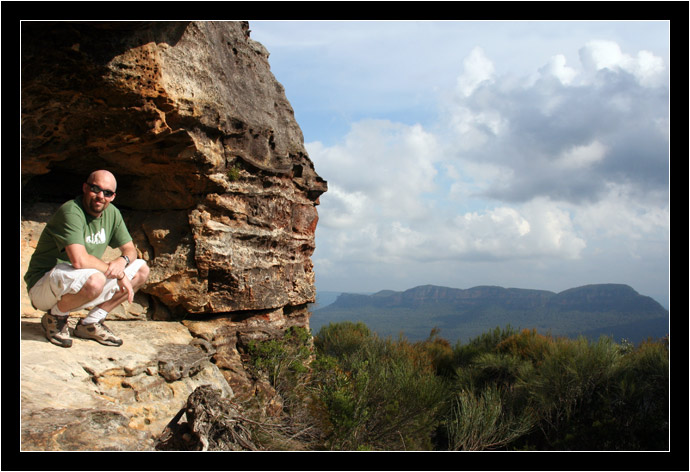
[21,21,326,449]
[22,20,326,316]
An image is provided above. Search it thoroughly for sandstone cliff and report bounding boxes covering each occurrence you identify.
[20,21,326,450]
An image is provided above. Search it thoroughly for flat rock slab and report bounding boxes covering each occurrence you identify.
[20,318,233,451]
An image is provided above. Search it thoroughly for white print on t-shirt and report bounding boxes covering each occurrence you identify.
[86,228,106,245]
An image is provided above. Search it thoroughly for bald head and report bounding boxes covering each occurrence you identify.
[82,170,117,217]
[87,170,117,191]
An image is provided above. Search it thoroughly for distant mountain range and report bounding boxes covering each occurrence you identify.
[310,284,669,344]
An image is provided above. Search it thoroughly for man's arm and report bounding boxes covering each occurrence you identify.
[117,241,138,266]
[104,241,138,280]
[112,241,137,303]
[65,243,109,272]
[64,240,137,279]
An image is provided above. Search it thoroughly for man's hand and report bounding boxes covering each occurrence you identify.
[117,275,134,304]
[104,257,128,280]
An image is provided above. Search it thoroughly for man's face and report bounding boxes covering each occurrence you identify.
[82,173,117,217]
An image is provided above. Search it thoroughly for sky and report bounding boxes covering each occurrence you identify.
[248,20,670,307]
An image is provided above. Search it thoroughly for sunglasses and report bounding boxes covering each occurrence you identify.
[87,183,116,198]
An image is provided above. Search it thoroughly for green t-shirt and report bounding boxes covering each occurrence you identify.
[24,196,132,290]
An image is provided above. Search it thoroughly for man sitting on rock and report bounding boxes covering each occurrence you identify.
[24,170,150,348]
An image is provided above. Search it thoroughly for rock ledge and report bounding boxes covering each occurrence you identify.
[20,318,231,451]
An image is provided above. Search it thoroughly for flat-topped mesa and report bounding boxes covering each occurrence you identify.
[21,21,327,321]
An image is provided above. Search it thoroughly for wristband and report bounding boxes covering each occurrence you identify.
[120,255,130,266]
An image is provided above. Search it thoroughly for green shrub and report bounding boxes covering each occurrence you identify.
[413,328,455,378]
[510,335,668,450]
[519,336,623,444]
[448,328,669,450]
[313,321,371,358]
[452,325,518,368]
[311,322,449,450]
[248,326,312,393]
[226,163,242,181]
[446,386,536,451]
[607,339,669,450]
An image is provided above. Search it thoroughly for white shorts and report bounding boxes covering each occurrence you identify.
[28,259,146,312]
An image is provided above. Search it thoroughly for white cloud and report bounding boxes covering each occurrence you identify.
[540,54,578,85]
[632,50,666,87]
[435,198,586,261]
[556,140,607,169]
[456,47,495,97]
[311,119,589,265]
[441,39,668,206]
[579,40,667,87]
[580,40,628,71]
[447,161,515,202]
[449,106,507,151]
[308,119,439,225]
[316,185,368,229]
[572,182,670,241]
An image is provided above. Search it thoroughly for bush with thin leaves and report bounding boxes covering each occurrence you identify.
[311,323,449,450]
[248,326,313,392]
[447,386,536,451]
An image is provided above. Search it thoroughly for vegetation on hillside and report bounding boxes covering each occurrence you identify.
[245,322,669,451]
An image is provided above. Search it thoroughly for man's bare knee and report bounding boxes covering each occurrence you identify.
[81,272,107,298]
[134,262,150,285]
